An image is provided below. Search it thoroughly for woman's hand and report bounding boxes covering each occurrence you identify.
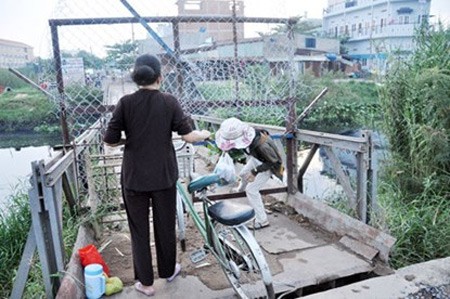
[243,172,256,182]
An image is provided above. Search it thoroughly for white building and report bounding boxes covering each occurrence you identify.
[0,39,34,69]
[322,0,431,72]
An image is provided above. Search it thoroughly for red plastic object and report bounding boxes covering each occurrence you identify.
[78,244,110,276]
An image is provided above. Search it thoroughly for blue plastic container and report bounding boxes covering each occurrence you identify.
[84,263,106,299]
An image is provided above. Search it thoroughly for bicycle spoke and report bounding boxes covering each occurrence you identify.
[213,222,274,299]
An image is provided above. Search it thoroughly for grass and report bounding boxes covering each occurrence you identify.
[0,184,80,298]
[377,24,450,268]
[377,175,450,268]
[0,87,58,132]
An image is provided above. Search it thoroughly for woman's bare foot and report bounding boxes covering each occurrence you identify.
[135,281,155,296]
[167,263,181,282]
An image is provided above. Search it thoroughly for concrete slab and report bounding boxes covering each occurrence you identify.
[272,244,374,294]
[107,275,236,299]
[256,213,328,254]
[302,257,450,299]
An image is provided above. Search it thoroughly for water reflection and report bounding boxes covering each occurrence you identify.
[298,149,344,200]
[0,146,57,208]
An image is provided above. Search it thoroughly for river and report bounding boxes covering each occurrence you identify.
[0,133,61,209]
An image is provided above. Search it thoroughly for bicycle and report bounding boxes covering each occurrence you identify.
[174,141,275,299]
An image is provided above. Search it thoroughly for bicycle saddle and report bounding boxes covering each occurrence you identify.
[188,174,221,193]
[208,201,255,226]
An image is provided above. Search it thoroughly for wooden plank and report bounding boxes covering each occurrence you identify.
[366,130,378,223]
[322,146,357,208]
[297,129,368,152]
[56,225,96,299]
[356,152,368,223]
[288,192,396,263]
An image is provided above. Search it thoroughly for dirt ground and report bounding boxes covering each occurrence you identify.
[98,195,311,290]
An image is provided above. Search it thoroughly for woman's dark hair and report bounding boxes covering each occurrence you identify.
[131,54,161,86]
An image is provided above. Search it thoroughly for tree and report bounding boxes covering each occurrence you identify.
[76,50,103,69]
[104,40,139,71]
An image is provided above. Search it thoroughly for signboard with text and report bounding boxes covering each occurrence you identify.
[61,57,85,86]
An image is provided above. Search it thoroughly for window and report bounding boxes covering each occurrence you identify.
[305,38,316,48]
[184,0,201,10]
[345,1,357,8]
[404,16,409,24]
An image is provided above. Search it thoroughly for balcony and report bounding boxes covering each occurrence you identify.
[324,23,417,41]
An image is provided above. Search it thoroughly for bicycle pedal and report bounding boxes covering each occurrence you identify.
[190,248,207,263]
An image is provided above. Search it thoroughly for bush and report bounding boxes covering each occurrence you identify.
[378,25,450,267]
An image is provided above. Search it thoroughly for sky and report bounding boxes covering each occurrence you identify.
[0,0,449,58]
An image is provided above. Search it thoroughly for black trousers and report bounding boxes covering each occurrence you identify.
[122,184,177,286]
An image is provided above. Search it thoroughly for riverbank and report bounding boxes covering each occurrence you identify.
[0,132,61,149]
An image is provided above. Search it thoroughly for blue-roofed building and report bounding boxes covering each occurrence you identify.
[322,0,431,74]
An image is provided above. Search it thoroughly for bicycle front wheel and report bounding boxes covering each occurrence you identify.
[213,222,275,299]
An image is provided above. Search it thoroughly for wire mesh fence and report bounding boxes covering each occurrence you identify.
[31,0,331,143]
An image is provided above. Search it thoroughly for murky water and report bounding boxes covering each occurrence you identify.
[298,149,344,200]
[0,146,57,209]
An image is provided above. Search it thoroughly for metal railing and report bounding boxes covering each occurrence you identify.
[10,122,103,299]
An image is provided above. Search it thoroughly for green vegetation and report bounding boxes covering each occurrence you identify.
[0,87,59,132]
[0,68,38,90]
[377,25,450,268]
[0,184,79,298]
[0,185,79,298]
[202,72,380,133]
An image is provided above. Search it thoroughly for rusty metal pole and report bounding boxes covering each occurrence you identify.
[232,0,240,107]
[50,23,71,147]
[286,18,298,194]
[172,20,184,103]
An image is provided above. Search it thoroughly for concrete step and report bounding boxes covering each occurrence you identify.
[302,257,450,299]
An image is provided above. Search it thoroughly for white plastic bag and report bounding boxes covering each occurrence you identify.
[213,152,237,184]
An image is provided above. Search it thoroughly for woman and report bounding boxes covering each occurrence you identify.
[103,54,210,296]
[215,117,284,229]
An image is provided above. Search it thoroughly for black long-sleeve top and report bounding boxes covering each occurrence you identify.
[103,89,192,191]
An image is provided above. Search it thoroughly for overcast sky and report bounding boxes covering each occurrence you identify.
[0,0,448,57]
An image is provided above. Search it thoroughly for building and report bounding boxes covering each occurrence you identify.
[179,33,348,79]
[0,39,34,69]
[322,0,431,72]
[177,0,244,44]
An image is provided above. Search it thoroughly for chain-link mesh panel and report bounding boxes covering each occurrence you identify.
[34,0,317,139]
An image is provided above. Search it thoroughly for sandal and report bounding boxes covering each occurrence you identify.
[135,282,155,297]
[167,263,181,282]
[248,220,270,230]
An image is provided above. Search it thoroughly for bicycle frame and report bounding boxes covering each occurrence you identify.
[176,180,230,269]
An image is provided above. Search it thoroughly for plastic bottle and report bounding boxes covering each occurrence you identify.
[84,263,106,299]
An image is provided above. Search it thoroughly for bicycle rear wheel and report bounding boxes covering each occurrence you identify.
[213,222,275,299]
